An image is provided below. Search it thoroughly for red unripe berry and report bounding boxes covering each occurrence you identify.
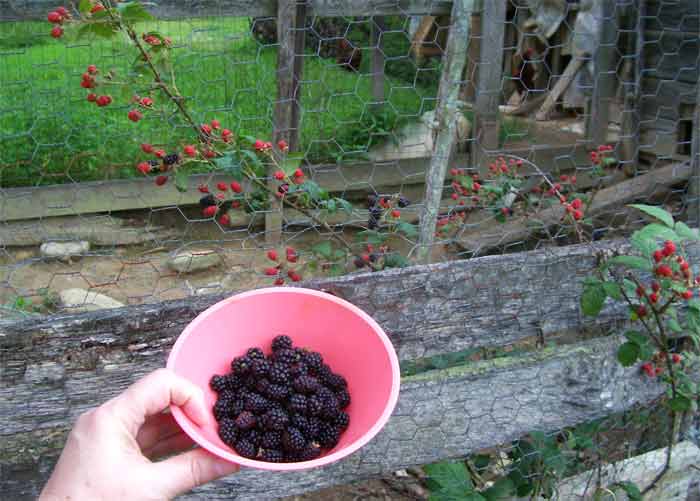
[140,143,153,154]
[231,181,243,193]
[136,162,151,175]
[472,182,481,192]
[202,205,217,217]
[637,305,647,317]
[656,264,672,277]
[198,185,209,193]
[127,110,143,122]
[267,250,278,261]
[86,93,97,102]
[210,119,220,129]
[635,286,645,297]
[450,168,458,176]
[671,353,682,364]
[664,240,676,255]
[274,278,285,285]
[48,11,63,23]
[391,209,401,218]
[287,270,301,282]
[649,292,658,303]
[183,145,197,157]
[560,174,568,182]
[286,248,298,263]
[559,195,567,204]
[200,124,212,135]
[653,250,664,262]
[87,65,98,75]
[273,171,285,181]
[655,366,663,375]
[139,97,153,107]
[651,281,660,292]
[155,175,167,186]
[293,168,303,178]
[682,290,693,300]
[264,267,278,276]
[90,4,105,13]
[277,139,289,152]
[216,182,227,191]
[80,79,93,89]
[501,207,510,216]
[451,193,458,200]
[218,214,230,226]
[203,149,217,159]
[571,198,582,210]
[573,210,583,220]
[231,200,241,209]
[155,149,166,159]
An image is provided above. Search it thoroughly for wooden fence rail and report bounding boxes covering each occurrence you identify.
[1,237,689,499]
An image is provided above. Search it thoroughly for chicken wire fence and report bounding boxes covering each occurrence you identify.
[0,0,699,498]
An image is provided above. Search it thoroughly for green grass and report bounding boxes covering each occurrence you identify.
[0,17,437,187]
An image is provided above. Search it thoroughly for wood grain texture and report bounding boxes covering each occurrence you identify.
[0,0,452,21]
[0,333,664,499]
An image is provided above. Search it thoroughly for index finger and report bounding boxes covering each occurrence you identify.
[106,368,210,436]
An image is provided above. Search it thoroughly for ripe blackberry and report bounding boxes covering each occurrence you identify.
[261,431,283,449]
[147,159,160,169]
[324,373,348,390]
[261,448,285,463]
[297,444,322,461]
[287,394,308,414]
[200,194,217,208]
[163,153,180,166]
[242,428,262,447]
[268,364,290,385]
[336,389,351,409]
[335,411,350,430]
[244,393,271,414]
[255,378,271,394]
[246,347,265,360]
[397,195,410,208]
[234,411,257,430]
[231,356,253,375]
[209,375,228,393]
[244,376,259,390]
[213,399,233,421]
[273,348,301,366]
[293,375,320,394]
[282,427,307,452]
[368,206,382,229]
[271,335,293,352]
[291,414,319,440]
[301,350,323,371]
[251,359,271,380]
[315,363,333,380]
[218,418,238,445]
[266,383,290,401]
[307,395,324,416]
[289,363,309,378]
[233,438,257,459]
[317,422,341,449]
[319,394,340,419]
[224,373,244,389]
[262,408,289,430]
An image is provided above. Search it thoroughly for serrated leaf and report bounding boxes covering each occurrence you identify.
[280,152,305,176]
[668,395,692,412]
[356,230,386,245]
[424,461,476,501]
[617,342,640,366]
[77,18,118,38]
[668,318,683,333]
[214,153,243,181]
[602,281,622,300]
[174,168,188,192]
[630,230,657,257]
[312,241,332,259]
[675,221,700,241]
[384,253,409,268]
[581,280,606,316]
[396,221,418,239]
[616,481,642,501]
[629,204,674,227]
[333,249,346,260]
[299,180,327,202]
[607,255,652,271]
[117,2,155,22]
[635,223,680,243]
[624,330,649,347]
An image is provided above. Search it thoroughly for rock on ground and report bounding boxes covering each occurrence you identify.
[167,250,222,273]
[40,241,90,261]
[59,288,124,312]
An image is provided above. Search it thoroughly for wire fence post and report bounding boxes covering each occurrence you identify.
[417,0,473,263]
[471,0,506,169]
[270,0,307,244]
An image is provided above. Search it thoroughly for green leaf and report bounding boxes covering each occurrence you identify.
[77,17,118,38]
[396,221,418,239]
[384,253,409,268]
[336,198,353,212]
[482,477,516,500]
[602,281,622,300]
[629,204,674,227]
[617,342,640,366]
[635,223,681,244]
[615,481,642,501]
[624,330,649,347]
[214,153,243,181]
[174,168,188,193]
[333,249,346,260]
[79,0,93,13]
[630,230,657,257]
[607,255,652,272]
[117,2,155,22]
[424,461,477,501]
[312,241,332,260]
[675,221,700,241]
[239,149,264,177]
[299,181,328,202]
[472,454,491,471]
[668,395,692,412]
[329,263,345,276]
[668,318,683,333]
[581,279,607,316]
[356,230,386,246]
[280,152,305,176]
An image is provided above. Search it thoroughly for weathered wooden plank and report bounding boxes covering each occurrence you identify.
[688,73,700,226]
[0,334,665,500]
[417,0,472,262]
[642,31,699,85]
[535,57,585,121]
[0,0,453,21]
[619,0,643,169]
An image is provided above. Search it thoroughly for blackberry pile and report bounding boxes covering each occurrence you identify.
[210,335,351,463]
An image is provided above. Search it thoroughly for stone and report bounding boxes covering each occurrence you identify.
[59,288,124,312]
[40,241,90,261]
[166,250,222,273]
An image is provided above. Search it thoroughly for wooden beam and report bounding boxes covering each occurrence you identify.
[535,57,585,121]
[686,68,700,226]
[370,16,386,106]
[471,0,507,167]
[619,0,643,170]
[417,0,472,262]
[0,0,454,21]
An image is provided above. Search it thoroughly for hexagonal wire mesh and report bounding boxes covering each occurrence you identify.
[0,0,698,498]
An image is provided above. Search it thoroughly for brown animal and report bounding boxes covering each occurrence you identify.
[336,39,362,72]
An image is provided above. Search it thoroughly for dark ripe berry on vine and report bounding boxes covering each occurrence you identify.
[128,110,143,122]
[637,305,647,317]
[663,240,676,256]
[202,205,217,218]
[231,181,243,193]
[87,93,97,102]
[354,256,365,268]
[571,198,582,210]
[219,214,230,226]
[184,145,197,157]
[163,153,179,166]
[274,171,285,181]
[671,353,682,364]
[649,293,658,303]
[656,265,672,277]
[267,249,278,261]
[651,281,660,292]
[198,184,209,193]
[48,11,62,23]
[682,290,693,300]
[217,182,228,191]
[398,195,410,207]
[155,175,167,186]
[264,267,278,276]
[653,250,664,262]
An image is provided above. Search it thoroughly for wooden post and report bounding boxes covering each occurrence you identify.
[688,73,700,226]
[587,0,618,147]
[620,0,643,170]
[461,11,481,104]
[471,0,507,169]
[270,0,306,244]
[417,0,472,263]
[371,16,386,106]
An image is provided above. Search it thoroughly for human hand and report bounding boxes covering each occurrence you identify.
[40,368,239,500]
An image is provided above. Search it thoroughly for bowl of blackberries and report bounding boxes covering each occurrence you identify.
[167,287,400,470]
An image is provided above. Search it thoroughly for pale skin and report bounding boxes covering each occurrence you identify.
[40,369,239,500]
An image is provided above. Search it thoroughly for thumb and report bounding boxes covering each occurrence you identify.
[153,448,239,497]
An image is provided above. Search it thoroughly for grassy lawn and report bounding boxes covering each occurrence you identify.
[0,17,438,187]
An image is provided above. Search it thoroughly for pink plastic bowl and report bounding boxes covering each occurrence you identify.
[167,287,400,471]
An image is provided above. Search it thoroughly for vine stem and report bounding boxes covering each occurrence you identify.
[102,5,357,255]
